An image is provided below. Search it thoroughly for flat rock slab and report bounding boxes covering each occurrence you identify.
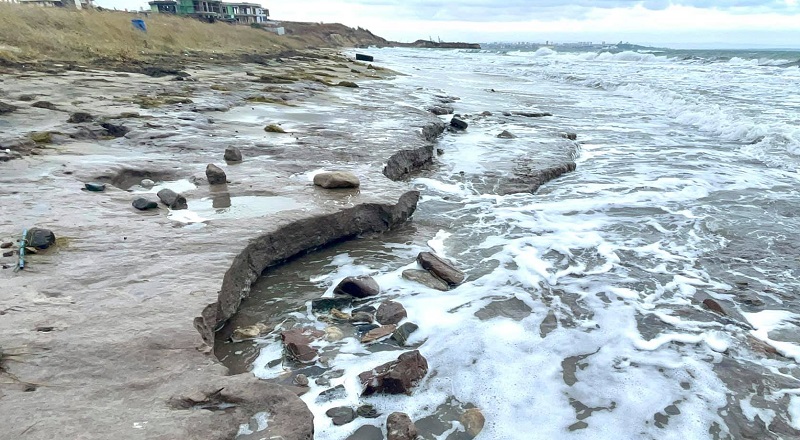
[313,171,360,189]
[402,269,449,291]
[362,324,397,344]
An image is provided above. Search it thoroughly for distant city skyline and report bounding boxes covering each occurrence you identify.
[95,0,800,49]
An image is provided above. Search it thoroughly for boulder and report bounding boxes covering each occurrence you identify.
[132,198,158,211]
[67,112,93,123]
[312,297,353,313]
[326,406,356,426]
[26,228,56,249]
[359,350,428,396]
[206,164,227,185]
[561,132,578,140]
[450,117,468,130]
[313,171,360,189]
[157,188,188,210]
[224,146,242,162]
[280,327,325,363]
[417,252,466,286]
[387,412,418,440]
[460,408,486,438]
[402,269,449,291]
[100,122,130,137]
[84,182,106,192]
[334,275,380,298]
[376,300,407,325]
[355,53,374,62]
[0,101,18,114]
[497,130,517,139]
[392,322,419,346]
[361,325,397,344]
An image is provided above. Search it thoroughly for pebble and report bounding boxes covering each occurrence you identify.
[357,404,380,419]
[293,374,309,387]
[324,326,344,342]
[140,179,155,188]
[84,182,106,192]
[132,197,158,210]
[460,408,486,437]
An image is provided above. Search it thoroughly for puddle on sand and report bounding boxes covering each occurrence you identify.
[169,195,304,222]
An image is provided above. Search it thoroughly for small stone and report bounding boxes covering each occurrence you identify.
[429,105,453,115]
[265,124,286,133]
[353,305,376,314]
[417,251,466,286]
[450,117,468,130]
[402,269,449,291]
[361,324,397,344]
[30,132,52,144]
[561,132,578,140]
[316,384,346,402]
[337,81,359,88]
[315,377,331,386]
[326,406,356,426]
[437,148,444,155]
[231,323,269,341]
[460,408,486,438]
[387,412,418,440]
[157,188,188,210]
[140,179,155,188]
[281,327,325,363]
[497,130,517,139]
[2,251,12,257]
[334,275,380,298]
[32,101,57,110]
[359,350,428,396]
[84,182,106,192]
[357,404,380,419]
[480,111,492,116]
[67,112,93,123]
[375,300,407,325]
[132,198,158,211]
[350,312,374,324]
[392,322,419,346]
[100,122,130,137]
[224,146,242,162]
[703,298,726,316]
[293,374,309,387]
[206,163,227,185]
[312,297,353,313]
[0,101,18,114]
[313,171,360,189]
[26,228,56,249]
[329,309,352,321]
[0,242,12,249]
[324,326,344,342]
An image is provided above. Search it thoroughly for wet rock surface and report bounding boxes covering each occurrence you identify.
[326,406,356,425]
[402,268,449,291]
[387,412,418,440]
[334,275,380,298]
[376,300,408,325]
[384,145,435,181]
[359,350,429,395]
[26,228,56,249]
[157,188,188,210]
[392,322,419,346]
[313,171,361,189]
[281,327,325,363]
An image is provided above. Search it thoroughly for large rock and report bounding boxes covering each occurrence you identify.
[417,252,466,286]
[334,275,380,298]
[355,53,374,62]
[206,164,227,185]
[313,171,360,189]
[280,328,325,363]
[450,117,468,130]
[383,145,435,181]
[359,350,428,396]
[157,188,188,210]
[387,412,418,440]
[224,146,242,162]
[132,197,158,211]
[376,300,407,325]
[26,228,56,249]
[402,269,449,291]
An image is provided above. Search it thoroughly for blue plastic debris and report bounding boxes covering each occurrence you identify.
[131,19,147,32]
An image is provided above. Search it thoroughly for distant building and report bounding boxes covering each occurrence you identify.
[148,0,268,23]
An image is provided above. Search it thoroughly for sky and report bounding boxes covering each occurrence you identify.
[100,0,800,48]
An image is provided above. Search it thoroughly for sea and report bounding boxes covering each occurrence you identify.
[229,47,800,439]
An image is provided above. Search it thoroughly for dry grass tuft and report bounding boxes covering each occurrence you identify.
[0,4,301,63]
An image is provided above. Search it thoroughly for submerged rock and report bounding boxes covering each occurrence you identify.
[206,164,227,185]
[359,350,428,396]
[402,269,449,291]
[316,384,346,402]
[513,111,552,117]
[417,252,466,286]
[347,425,383,440]
[387,412,418,440]
[361,324,397,344]
[421,121,446,142]
[337,81,359,88]
[392,322,419,346]
[497,130,517,139]
[26,228,56,249]
[100,122,130,138]
[157,188,188,210]
[376,300,407,325]
[132,198,158,211]
[313,171,360,189]
[326,406,356,426]
[357,404,380,419]
[312,297,353,313]
[67,112,93,123]
[280,327,325,363]
[0,101,18,114]
[450,117,468,130]
[224,146,242,162]
[231,323,270,341]
[460,408,486,438]
[334,275,380,298]
[703,298,727,316]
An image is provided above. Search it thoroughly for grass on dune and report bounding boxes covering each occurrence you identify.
[0,4,300,63]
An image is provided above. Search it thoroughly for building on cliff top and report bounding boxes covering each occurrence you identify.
[148,0,268,23]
